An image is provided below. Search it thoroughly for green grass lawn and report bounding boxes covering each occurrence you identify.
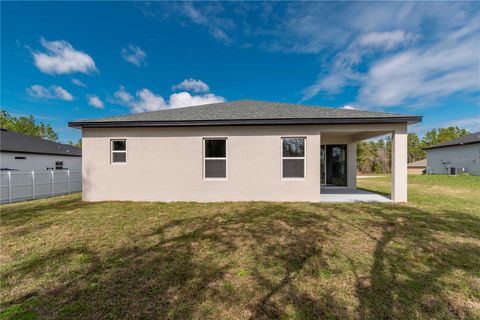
[1,175,479,319]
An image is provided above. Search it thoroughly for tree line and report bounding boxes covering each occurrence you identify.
[0,111,471,173]
[0,111,81,147]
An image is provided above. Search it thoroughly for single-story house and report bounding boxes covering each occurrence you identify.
[0,128,82,171]
[407,159,426,175]
[69,100,421,203]
[424,132,480,175]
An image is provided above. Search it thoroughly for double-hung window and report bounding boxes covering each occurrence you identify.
[111,140,127,164]
[204,138,227,179]
[282,137,306,179]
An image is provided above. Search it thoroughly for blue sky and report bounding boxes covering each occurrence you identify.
[2,1,479,142]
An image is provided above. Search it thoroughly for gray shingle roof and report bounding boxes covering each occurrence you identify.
[69,100,421,128]
[424,132,480,150]
[0,129,81,156]
[408,159,427,167]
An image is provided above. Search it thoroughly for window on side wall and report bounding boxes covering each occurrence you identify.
[55,161,64,169]
[111,139,127,164]
[204,138,227,179]
[282,137,306,179]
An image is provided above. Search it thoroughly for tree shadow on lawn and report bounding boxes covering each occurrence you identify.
[0,195,94,227]
[2,204,338,319]
[328,204,480,319]
[2,202,480,319]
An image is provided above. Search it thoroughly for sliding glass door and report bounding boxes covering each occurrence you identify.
[321,144,347,187]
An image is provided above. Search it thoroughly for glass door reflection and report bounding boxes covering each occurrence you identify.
[321,144,347,187]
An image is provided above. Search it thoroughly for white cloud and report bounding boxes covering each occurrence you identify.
[172,78,210,93]
[340,105,356,110]
[121,45,147,67]
[359,27,479,107]
[301,30,420,101]
[27,85,51,99]
[169,92,225,109]
[140,2,235,45]
[27,85,74,101]
[180,2,234,44]
[358,31,417,50]
[86,95,104,108]
[113,85,134,105]
[112,86,224,113]
[296,3,480,108]
[33,38,98,75]
[52,86,74,101]
[71,78,86,87]
[137,2,478,110]
[131,89,166,113]
[302,73,351,100]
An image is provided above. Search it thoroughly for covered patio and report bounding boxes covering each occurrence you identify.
[319,123,408,203]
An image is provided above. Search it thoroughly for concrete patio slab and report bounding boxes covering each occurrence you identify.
[320,188,391,203]
[356,175,389,179]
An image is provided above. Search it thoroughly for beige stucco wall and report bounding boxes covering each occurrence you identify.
[81,123,408,202]
[82,126,322,202]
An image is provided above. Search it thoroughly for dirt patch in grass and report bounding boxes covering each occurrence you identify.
[1,175,479,319]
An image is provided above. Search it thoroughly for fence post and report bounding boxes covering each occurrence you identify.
[67,170,70,194]
[7,171,12,203]
[51,170,54,196]
[31,171,35,200]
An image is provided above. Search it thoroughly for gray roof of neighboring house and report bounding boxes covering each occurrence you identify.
[408,159,427,168]
[0,129,81,157]
[69,100,422,128]
[424,132,480,150]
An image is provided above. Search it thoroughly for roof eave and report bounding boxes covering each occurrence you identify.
[69,116,422,128]
[423,140,480,150]
[0,149,82,157]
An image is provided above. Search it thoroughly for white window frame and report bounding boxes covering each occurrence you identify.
[203,137,228,181]
[111,139,127,165]
[281,137,306,180]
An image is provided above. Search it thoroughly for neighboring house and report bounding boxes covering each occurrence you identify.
[69,100,421,203]
[424,132,480,176]
[407,159,426,175]
[0,129,81,171]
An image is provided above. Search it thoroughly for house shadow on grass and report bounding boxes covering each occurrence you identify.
[2,201,480,319]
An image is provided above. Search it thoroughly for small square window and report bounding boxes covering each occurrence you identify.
[282,138,305,157]
[55,161,64,170]
[205,159,227,178]
[111,139,127,164]
[112,140,126,151]
[205,139,226,158]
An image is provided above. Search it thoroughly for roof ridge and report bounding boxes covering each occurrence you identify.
[69,99,422,127]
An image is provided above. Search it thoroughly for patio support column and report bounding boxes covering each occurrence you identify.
[391,125,408,202]
[347,142,357,189]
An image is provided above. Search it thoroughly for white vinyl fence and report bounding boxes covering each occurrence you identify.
[0,170,81,204]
